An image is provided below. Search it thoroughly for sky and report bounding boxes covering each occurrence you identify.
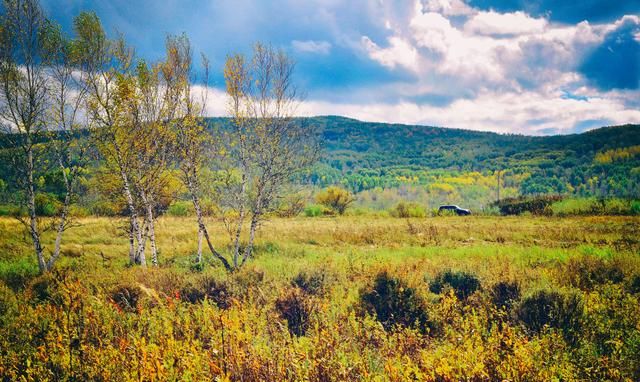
[42,0,640,135]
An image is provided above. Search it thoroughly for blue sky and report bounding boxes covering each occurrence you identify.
[43,0,640,134]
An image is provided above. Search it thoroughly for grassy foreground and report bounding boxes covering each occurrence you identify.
[1,215,639,381]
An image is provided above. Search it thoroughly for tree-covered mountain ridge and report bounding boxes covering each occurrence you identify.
[212,115,640,170]
[1,116,638,214]
[209,116,640,200]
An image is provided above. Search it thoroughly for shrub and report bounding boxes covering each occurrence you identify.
[181,285,205,303]
[137,270,186,297]
[35,193,61,216]
[429,270,481,300]
[551,198,596,216]
[494,195,563,216]
[564,256,624,291]
[30,274,56,304]
[605,198,628,215]
[491,281,521,311]
[232,267,265,297]
[315,187,354,215]
[276,288,313,336]
[481,206,501,216]
[517,289,583,344]
[276,193,307,217]
[360,272,431,333]
[0,282,18,325]
[390,201,426,218]
[110,284,143,313]
[28,270,71,306]
[551,198,640,216]
[68,205,90,217]
[167,201,193,217]
[61,247,83,258]
[575,284,640,379]
[304,204,325,217]
[182,277,232,309]
[202,278,232,309]
[198,198,218,216]
[0,204,18,216]
[0,259,39,291]
[627,273,640,294]
[88,200,121,216]
[292,270,327,296]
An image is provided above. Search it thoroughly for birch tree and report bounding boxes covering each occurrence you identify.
[39,18,89,269]
[170,35,233,271]
[77,13,188,266]
[126,55,182,267]
[73,12,148,265]
[222,43,319,270]
[0,0,53,272]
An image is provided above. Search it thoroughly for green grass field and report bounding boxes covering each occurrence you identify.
[1,215,639,381]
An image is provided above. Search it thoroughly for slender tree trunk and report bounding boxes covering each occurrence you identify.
[497,170,501,203]
[140,221,149,263]
[142,192,159,267]
[232,209,245,268]
[27,148,46,273]
[47,160,75,270]
[197,227,203,264]
[195,197,232,271]
[232,172,247,268]
[48,188,71,270]
[128,219,135,265]
[186,173,232,271]
[119,169,145,266]
[241,181,265,266]
[241,209,260,266]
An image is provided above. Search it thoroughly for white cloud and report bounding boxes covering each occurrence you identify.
[363,0,623,95]
[296,89,640,135]
[421,0,474,16]
[201,83,640,135]
[464,11,547,36]
[409,8,510,84]
[612,15,640,29]
[194,0,640,134]
[291,40,332,55]
[193,85,228,117]
[362,36,419,71]
[409,10,456,54]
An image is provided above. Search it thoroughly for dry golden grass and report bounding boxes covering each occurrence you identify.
[0,215,639,381]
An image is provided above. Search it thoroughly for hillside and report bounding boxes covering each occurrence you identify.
[207,117,640,208]
[308,116,640,173]
[1,117,639,213]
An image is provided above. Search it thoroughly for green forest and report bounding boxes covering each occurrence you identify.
[3,116,639,217]
[299,117,640,207]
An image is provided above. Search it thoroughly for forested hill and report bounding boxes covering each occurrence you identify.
[303,116,640,172]
[208,116,640,199]
[0,116,638,213]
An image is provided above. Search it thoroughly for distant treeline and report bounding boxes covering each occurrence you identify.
[2,117,640,216]
[298,116,640,198]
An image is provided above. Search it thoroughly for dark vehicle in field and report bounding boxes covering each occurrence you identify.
[438,205,471,216]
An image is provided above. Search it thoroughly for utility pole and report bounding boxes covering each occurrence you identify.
[497,170,502,203]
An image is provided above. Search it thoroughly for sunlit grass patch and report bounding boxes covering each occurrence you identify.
[0,215,639,380]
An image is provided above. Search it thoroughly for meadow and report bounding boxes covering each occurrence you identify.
[1,1,640,381]
[1,215,639,381]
